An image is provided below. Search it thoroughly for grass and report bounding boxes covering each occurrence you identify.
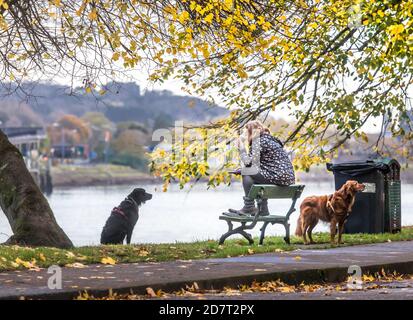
[1,226,413,272]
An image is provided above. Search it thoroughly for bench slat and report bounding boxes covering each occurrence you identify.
[248,184,305,199]
[220,214,287,223]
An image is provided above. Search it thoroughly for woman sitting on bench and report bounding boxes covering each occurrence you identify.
[229,120,295,216]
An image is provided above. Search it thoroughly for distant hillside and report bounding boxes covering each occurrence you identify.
[0,82,228,127]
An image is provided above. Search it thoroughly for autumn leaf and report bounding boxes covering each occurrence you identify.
[362,274,375,282]
[138,250,149,257]
[278,286,295,293]
[15,258,37,269]
[88,9,97,21]
[65,251,76,259]
[101,257,117,265]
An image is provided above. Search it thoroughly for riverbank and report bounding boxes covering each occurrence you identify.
[51,164,158,188]
[50,163,413,188]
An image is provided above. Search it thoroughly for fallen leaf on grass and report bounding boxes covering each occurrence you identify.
[65,252,76,258]
[247,249,255,255]
[15,258,38,270]
[138,250,149,257]
[101,257,117,265]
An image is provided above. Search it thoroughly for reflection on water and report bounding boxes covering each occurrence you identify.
[1,182,412,246]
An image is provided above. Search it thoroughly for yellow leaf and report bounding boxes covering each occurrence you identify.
[65,262,86,268]
[88,9,97,21]
[101,257,116,265]
[308,22,318,29]
[112,52,120,61]
[247,249,255,255]
[362,274,375,282]
[294,256,302,261]
[65,251,76,258]
[138,250,149,257]
[15,258,36,269]
[204,13,214,24]
[179,10,190,24]
[279,286,295,293]
[224,0,233,9]
[39,253,46,262]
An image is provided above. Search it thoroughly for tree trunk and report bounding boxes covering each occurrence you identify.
[0,129,73,248]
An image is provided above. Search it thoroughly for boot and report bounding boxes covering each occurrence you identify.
[228,196,258,216]
[257,199,270,216]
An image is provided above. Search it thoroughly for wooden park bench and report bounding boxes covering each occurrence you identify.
[219,184,305,245]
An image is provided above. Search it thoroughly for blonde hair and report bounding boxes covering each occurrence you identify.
[244,120,271,145]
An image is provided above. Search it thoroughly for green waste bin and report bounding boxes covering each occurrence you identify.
[326,158,401,234]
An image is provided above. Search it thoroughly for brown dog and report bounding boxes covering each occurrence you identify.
[295,180,365,245]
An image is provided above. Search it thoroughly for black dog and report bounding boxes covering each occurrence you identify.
[100,188,152,245]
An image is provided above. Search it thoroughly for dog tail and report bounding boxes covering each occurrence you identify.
[295,216,303,236]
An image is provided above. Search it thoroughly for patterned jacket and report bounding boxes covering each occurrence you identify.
[239,133,295,186]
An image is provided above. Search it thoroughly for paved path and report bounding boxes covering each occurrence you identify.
[1,241,413,299]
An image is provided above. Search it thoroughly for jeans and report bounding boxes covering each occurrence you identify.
[242,173,272,196]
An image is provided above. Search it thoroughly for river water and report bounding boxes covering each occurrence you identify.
[1,182,412,246]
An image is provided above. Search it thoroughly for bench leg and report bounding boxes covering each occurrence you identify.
[219,221,233,245]
[259,222,270,245]
[283,223,290,244]
[219,232,230,245]
[239,230,254,245]
[219,223,254,245]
